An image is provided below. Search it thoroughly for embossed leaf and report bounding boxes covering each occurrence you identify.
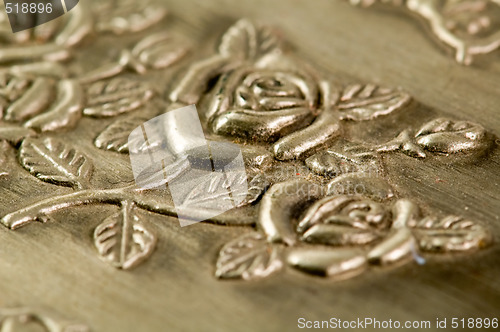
[94,202,156,270]
[23,79,84,133]
[227,173,270,208]
[95,109,158,153]
[218,19,281,59]
[134,157,190,190]
[181,170,248,208]
[0,74,84,133]
[130,32,190,71]
[215,232,283,280]
[414,118,492,155]
[0,73,52,122]
[337,84,411,121]
[19,137,93,189]
[83,78,155,117]
[95,116,141,153]
[411,215,491,252]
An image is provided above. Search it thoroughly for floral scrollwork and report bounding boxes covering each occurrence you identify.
[169,19,411,161]
[216,180,491,280]
[0,17,495,280]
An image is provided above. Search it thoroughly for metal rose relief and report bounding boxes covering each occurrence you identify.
[0,14,496,284]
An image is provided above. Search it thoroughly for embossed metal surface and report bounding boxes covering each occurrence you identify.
[0,0,499,331]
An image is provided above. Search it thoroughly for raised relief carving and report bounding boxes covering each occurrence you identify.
[0,18,496,278]
[19,137,94,190]
[349,0,500,64]
[0,0,169,65]
[94,201,156,270]
[230,192,490,279]
[170,20,411,161]
[376,117,494,158]
[216,233,283,280]
[79,33,191,84]
[195,20,493,280]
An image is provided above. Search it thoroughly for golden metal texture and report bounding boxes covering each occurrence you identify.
[0,0,499,331]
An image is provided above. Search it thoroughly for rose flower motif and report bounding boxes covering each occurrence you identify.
[208,68,319,142]
[296,195,391,246]
[170,19,412,161]
[257,180,420,278]
[203,51,344,162]
[169,19,344,161]
[213,174,495,281]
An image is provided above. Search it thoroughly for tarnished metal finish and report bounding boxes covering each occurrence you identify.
[0,0,499,331]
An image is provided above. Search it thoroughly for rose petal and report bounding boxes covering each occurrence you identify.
[301,223,382,246]
[258,180,322,245]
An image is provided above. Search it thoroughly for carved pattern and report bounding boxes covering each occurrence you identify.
[349,0,500,64]
[0,0,169,65]
[376,117,494,158]
[94,201,156,269]
[0,0,183,141]
[78,33,191,84]
[215,187,491,280]
[170,19,411,161]
[94,109,160,153]
[215,233,283,280]
[19,137,93,190]
[83,78,155,117]
[0,18,496,280]
[0,71,83,136]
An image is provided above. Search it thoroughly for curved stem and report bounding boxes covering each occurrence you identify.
[375,129,426,158]
[0,185,177,229]
[272,81,342,161]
